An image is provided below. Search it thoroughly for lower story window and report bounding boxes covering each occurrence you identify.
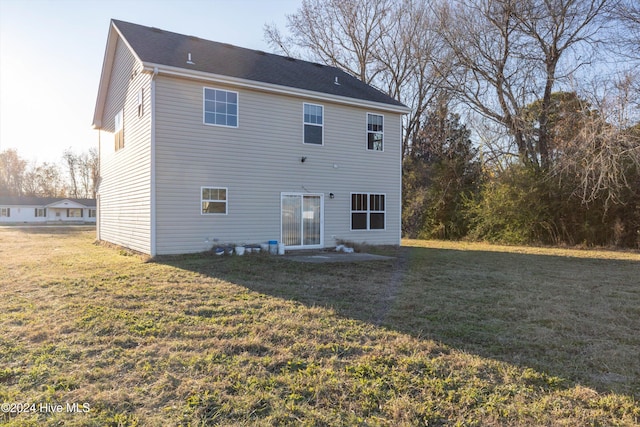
[67,209,83,218]
[0,208,10,217]
[88,209,96,218]
[202,187,227,214]
[351,193,385,230]
[35,208,46,217]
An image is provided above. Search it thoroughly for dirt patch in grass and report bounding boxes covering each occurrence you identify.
[1,229,638,426]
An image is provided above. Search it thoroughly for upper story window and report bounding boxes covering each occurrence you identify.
[303,103,323,145]
[114,109,124,151]
[367,113,384,151]
[202,187,227,215]
[204,88,238,127]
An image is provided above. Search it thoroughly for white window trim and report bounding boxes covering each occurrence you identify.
[201,186,228,215]
[35,208,47,218]
[350,192,387,231]
[303,102,324,145]
[203,87,239,128]
[366,113,384,152]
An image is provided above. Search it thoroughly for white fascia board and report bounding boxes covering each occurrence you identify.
[140,63,412,115]
[92,21,145,129]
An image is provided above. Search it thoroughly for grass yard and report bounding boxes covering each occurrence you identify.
[0,228,639,426]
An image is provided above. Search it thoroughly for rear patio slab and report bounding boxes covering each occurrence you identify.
[284,252,395,263]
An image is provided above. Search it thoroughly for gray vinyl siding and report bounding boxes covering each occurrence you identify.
[97,37,152,254]
[154,75,401,254]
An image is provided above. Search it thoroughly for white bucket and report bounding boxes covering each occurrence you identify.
[235,246,245,256]
[278,243,285,255]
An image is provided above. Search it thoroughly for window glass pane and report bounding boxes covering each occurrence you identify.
[227,103,237,116]
[202,188,210,199]
[227,115,237,127]
[218,189,226,200]
[205,112,215,124]
[352,213,367,230]
[203,202,226,214]
[368,132,383,151]
[304,104,322,125]
[216,101,226,114]
[370,213,385,229]
[216,114,226,125]
[304,124,322,144]
[215,90,226,102]
[227,92,237,104]
[204,88,214,101]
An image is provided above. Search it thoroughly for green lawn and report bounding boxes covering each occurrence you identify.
[0,228,639,426]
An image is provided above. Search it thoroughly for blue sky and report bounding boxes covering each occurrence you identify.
[0,0,301,163]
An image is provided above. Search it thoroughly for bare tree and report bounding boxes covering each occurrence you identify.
[611,0,640,60]
[554,74,640,208]
[265,0,393,84]
[79,147,99,198]
[62,148,99,198]
[436,0,611,170]
[23,162,66,197]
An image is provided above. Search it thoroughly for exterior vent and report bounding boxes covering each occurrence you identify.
[187,53,195,65]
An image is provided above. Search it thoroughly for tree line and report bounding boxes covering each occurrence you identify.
[266,0,640,248]
[0,148,98,199]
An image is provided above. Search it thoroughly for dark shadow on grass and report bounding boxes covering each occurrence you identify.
[157,245,640,400]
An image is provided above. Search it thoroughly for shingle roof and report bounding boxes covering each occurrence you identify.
[112,19,406,108]
[0,196,96,207]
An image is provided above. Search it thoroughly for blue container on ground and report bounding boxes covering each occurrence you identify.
[268,240,278,255]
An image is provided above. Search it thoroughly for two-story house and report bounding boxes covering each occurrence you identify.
[92,20,409,256]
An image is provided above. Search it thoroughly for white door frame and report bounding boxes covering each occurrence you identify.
[280,192,324,249]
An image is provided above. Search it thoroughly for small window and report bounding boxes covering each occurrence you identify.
[204,88,238,127]
[35,208,46,217]
[202,187,227,215]
[115,109,124,151]
[88,209,97,218]
[0,208,10,217]
[351,193,385,230]
[137,89,144,117]
[303,103,323,145]
[367,113,383,151]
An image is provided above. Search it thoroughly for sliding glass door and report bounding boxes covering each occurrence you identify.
[281,193,323,248]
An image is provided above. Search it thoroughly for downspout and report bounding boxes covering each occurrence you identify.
[150,66,158,256]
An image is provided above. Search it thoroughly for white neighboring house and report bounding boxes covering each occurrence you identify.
[0,197,97,224]
[92,20,410,256]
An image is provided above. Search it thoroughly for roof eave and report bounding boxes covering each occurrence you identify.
[141,62,411,114]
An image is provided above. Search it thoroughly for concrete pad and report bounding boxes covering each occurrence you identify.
[284,252,395,263]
